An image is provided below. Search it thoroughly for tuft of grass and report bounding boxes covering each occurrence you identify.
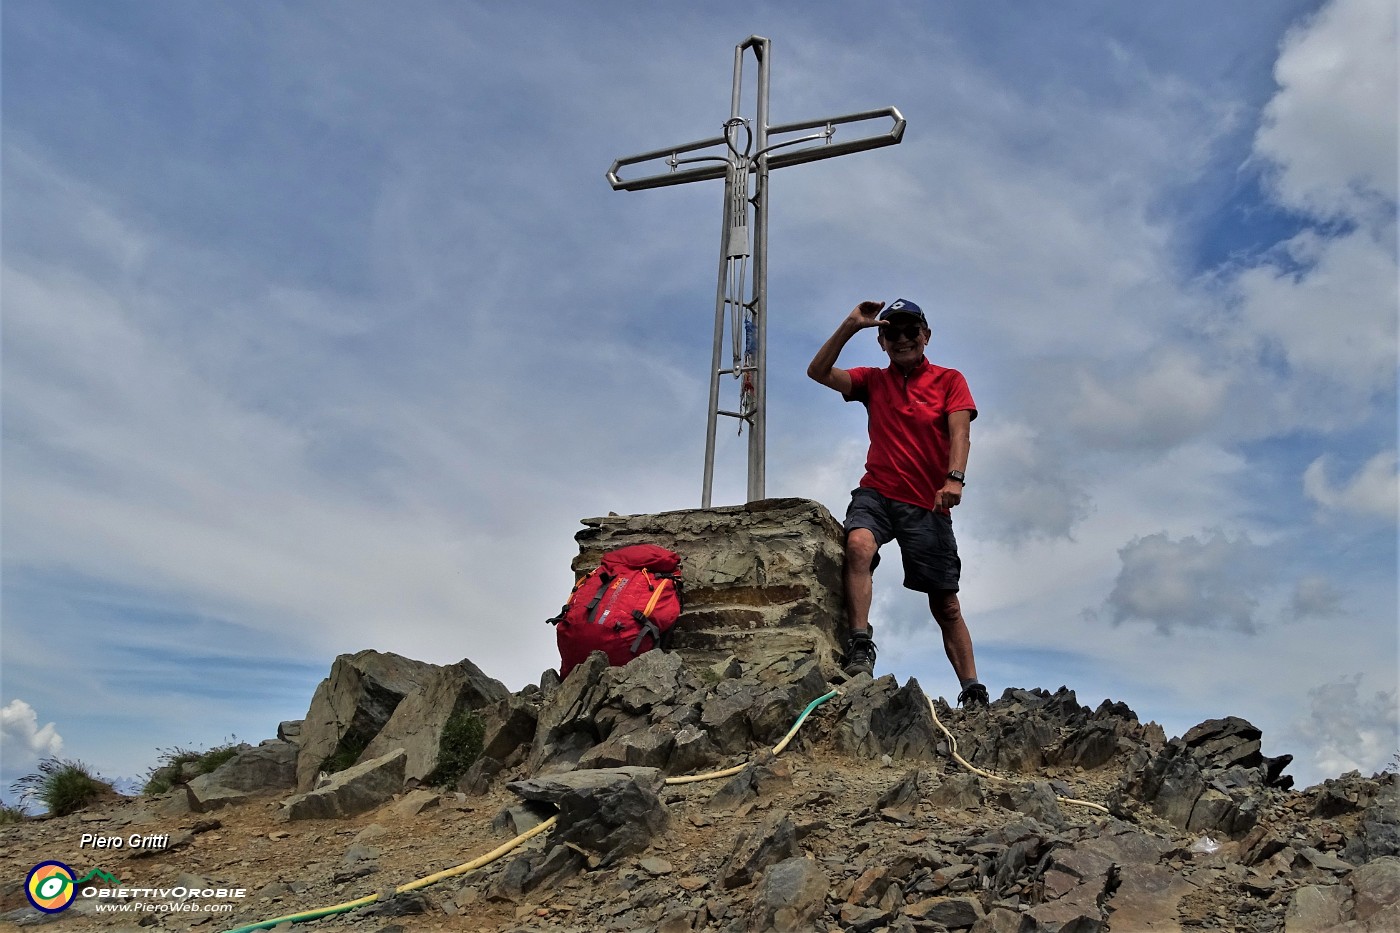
[10,758,109,817]
[427,709,485,788]
[142,738,244,795]
[0,803,28,824]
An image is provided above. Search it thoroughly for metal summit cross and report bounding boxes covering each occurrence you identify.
[608,35,904,508]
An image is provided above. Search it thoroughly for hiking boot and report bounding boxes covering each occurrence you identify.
[957,682,989,709]
[843,631,877,677]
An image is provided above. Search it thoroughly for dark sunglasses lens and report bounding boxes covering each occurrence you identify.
[887,324,921,340]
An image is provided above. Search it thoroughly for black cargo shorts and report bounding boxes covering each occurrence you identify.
[843,486,961,593]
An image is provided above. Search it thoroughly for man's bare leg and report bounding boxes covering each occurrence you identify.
[844,529,879,634]
[929,589,977,683]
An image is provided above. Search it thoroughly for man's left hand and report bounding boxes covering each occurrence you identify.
[936,481,963,510]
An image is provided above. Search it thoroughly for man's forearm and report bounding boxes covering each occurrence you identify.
[807,320,860,383]
[948,432,970,474]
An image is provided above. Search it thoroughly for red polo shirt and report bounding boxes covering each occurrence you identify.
[845,357,977,513]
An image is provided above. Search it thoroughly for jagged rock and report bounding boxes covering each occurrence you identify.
[280,748,407,820]
[387,789,439,818]
[1285,882,1349,931]
[360,657,509,782]
[1109,714,1290,838]
[970,907,1034,932]
[838,902,891,932]
[1349,856,1400,924]
[185,740,299,812]
[458,755,504,795]
[701,684,758,751]
[507,766,669,867]
[707,754,792,811]
[984,824,1052,897]
[929,772,985,809]
[526,652,612,774]
[1240,823,1290,866]
[983,716,1056,774]
[479,693,540,766]
[1053,722,1120,770]
[492,801,553,835]
[990,781,1066,830]
[832,675,940,760]
[746,856,829,932]
[360,890,430,919]
[277,720,303,743]
[719,810,801,889]
[294,650,440,791]
[1342,773,1400,864]
[182,782,251,814]
[877,769,932,822]
[669,722,721,774]
[905,895,985,927]
[577,715,675,769]
[1081,821,1175,865]
[1024,843,1114,931]
[490,844,585,901]
[606,649,694,714]
[1105,864,1196,931]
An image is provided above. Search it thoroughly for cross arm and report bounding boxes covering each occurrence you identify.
[607,106,906,192]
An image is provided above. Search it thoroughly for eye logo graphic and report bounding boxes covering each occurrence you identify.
[25,861,76,913]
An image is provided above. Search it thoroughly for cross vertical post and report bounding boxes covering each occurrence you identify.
[607,36,905,507]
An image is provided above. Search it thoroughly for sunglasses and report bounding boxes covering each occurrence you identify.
[881,322,924,341]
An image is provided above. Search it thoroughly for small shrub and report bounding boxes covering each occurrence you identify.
[197,743,242,774]
[0,803,28,824]
[428,709,485,788]
[10,758,108,816]
[319,733,371,776]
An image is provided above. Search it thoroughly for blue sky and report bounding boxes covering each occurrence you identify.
[2,0,1395,802]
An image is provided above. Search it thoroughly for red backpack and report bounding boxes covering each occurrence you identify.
[549,544,683,679]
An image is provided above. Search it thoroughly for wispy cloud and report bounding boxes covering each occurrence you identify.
[1304,450,1399,520]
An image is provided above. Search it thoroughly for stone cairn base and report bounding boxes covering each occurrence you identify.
[572,498,848,676]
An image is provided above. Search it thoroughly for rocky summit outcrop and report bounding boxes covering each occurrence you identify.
[3,647,1397,933]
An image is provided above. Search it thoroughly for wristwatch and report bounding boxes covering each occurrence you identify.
[947,470,966,484]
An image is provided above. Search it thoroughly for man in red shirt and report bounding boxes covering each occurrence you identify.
[807,299,989,707]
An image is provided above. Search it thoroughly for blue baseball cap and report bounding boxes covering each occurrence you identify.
[877,298,926,326]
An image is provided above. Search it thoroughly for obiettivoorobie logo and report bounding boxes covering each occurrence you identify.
[24,862,123,913]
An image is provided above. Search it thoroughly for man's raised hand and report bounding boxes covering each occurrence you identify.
[848,300,886,329]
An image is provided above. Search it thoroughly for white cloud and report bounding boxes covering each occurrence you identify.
[1254,0,1398,221]
[0,699,64,765]
[1288,574,1346,620]
[1230,229,1398,417]
[964,421,1092,542]
[1105,530,1270,634]
[1303,449,1400,520]
[1293,674,1399,778]
[1052,352,1232,452]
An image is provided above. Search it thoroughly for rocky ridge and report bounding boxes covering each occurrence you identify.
[1,647,1397,933]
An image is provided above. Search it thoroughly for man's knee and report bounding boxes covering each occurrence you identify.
[928,589,962,625]
[845,528,878,572]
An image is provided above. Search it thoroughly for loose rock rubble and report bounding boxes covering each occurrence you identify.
[1,649,1396,932]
